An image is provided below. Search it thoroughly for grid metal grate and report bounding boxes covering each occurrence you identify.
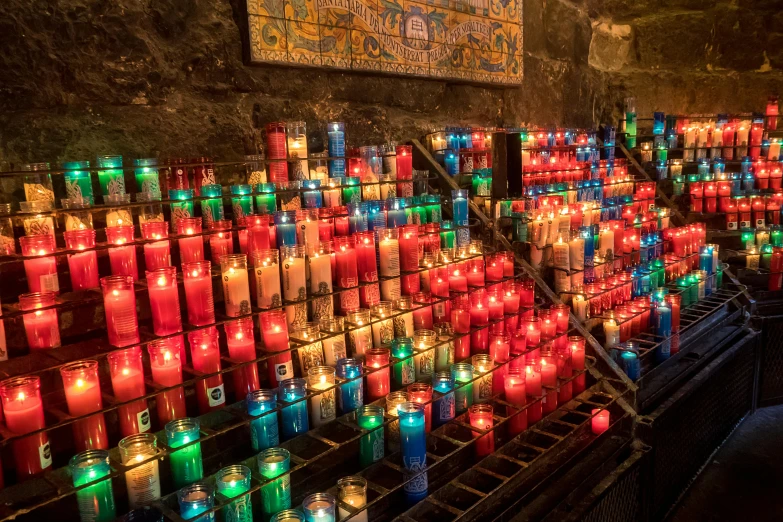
[755,314,783,406]
[638,330,757,522]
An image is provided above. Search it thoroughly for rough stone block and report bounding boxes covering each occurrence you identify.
[588,22,634,72]
[712,7,767,71]
[543,0,592,64]
[633,12,713,69]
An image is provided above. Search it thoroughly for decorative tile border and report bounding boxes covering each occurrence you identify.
[245,0,522,84]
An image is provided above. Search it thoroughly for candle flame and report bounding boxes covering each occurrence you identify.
[164,351,171,361]
[17,392,25,401]
[157,277,166,286]
[274,326,281,333]
[122,368,130,376]
[38,249,45,255]
[186,228,194,235]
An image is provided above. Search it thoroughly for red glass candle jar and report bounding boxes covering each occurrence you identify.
[260,310,293,385]
[364,347,390,401]
[141,221,171,271]
[63,229,99,291]
[224,318,261,397]
[177,217,205,265]
[147,338,187,424]
[20,234,58,294]
[0,376,52,479]
[100,275,141,347]
[60,360,109,451]
[107,346,151,436]
[106,225,138,281]
[187,327,226,414]
[19,292,60,350]
[146,267,183,336]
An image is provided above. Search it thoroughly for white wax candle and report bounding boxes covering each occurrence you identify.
[569,238,585,270]
[379,238,400,277]
[283,257,307,301]
[572,295,588,321]
[223,266,251,316]
[255,263,281,308]
[297,219,320,251]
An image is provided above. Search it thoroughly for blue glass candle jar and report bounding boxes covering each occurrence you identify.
[398,402,428,504]
[452,190,469,246]
[336,358,364,414]
[247,390,280,452]
[327,122,346,177]
[303,180,323,209]
[432,371,455,428]
[347,203,369,234]
[387,198,407,228]
[444,150,458,176]
[303,493,337,522]
[279,378,309,439]
[274,210,298,247]
[178,482,215,522]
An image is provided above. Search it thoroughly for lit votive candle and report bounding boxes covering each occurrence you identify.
[247,390,280,452]
[70,450,115,522]
[101,275,140,347]
[364,348,391,402]
[0,376,52,479]
[260,310,293,385]
[118,433,161,508]
[224,317,261,396]
[178,482,215,522]
[141,221,171,271]
[398,402,428,504]
[303,492,337,522]
[308,366,337,428]
[146,266,183,336]
[279,378,309,440]
[166,418,204,489]
[147,338,187,425]
[182,261,216,327]
[106,225,138,281]
[60,360,109,451]
[469,403,495,457]
[357,404,385,468]
[177,217,205,265]
[64,229,99,290]
[187,328,226,414]
[591,408,610,435]
[107,346,151,436]
[20,234,59,293]
[337,476,368,522]
[258,447,292,517]
[19,292,60,350]
[471,354,494,404]
[216,464,253,522]
[220,254,252,317]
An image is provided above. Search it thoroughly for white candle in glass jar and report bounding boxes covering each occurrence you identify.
[283,256,307,301]
[379,237,400,277]
[297,218,320,251]
[569,237,585,270]
[254,262,281,309]
[223,266,251,316]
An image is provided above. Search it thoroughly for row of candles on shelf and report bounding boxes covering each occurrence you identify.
[651,156,781,186]
[0,260,594,478]
[0,288,604,516]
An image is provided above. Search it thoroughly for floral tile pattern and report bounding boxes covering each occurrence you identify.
[245,0,522,84]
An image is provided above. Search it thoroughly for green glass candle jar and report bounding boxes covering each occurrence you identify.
[231,184,254,222]
[342,176,361,204]
[215,465,253,522]
[255,183,277,214]
[63,160,95,204]
[357,405,385,469]
[257,448,291,517]
[97,155,126,199]
[440,221,456,248]
[425,194,442,223]
[70,450,116,522]
[134,158,161,198]
[200,184,224,228]
[166,418,204,488]
[169,189,194,233]
[390,337,415,389]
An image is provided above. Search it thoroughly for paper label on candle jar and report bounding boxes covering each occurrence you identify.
[39,273,59,293]
[756,218,766,227]
[39,441,52,469]
[137,409,152,432]
[740,220,750,228]
[403,457,428,494]
[274,360,294,383]
[126,459,161,508]
[207,384,226,407]
[727,221,738,230]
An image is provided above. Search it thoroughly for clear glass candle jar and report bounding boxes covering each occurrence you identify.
[118,433,161,508]
[221,254,251,317]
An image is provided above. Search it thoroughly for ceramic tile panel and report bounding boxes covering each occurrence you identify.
[245,0,522,83]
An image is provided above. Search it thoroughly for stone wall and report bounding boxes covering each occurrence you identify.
[0,0,780,164]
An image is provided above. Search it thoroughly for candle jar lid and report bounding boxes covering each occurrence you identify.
[391,337,414,358]
[19,291,57,311]
[303,492,337,519]
[291,322,322,342]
